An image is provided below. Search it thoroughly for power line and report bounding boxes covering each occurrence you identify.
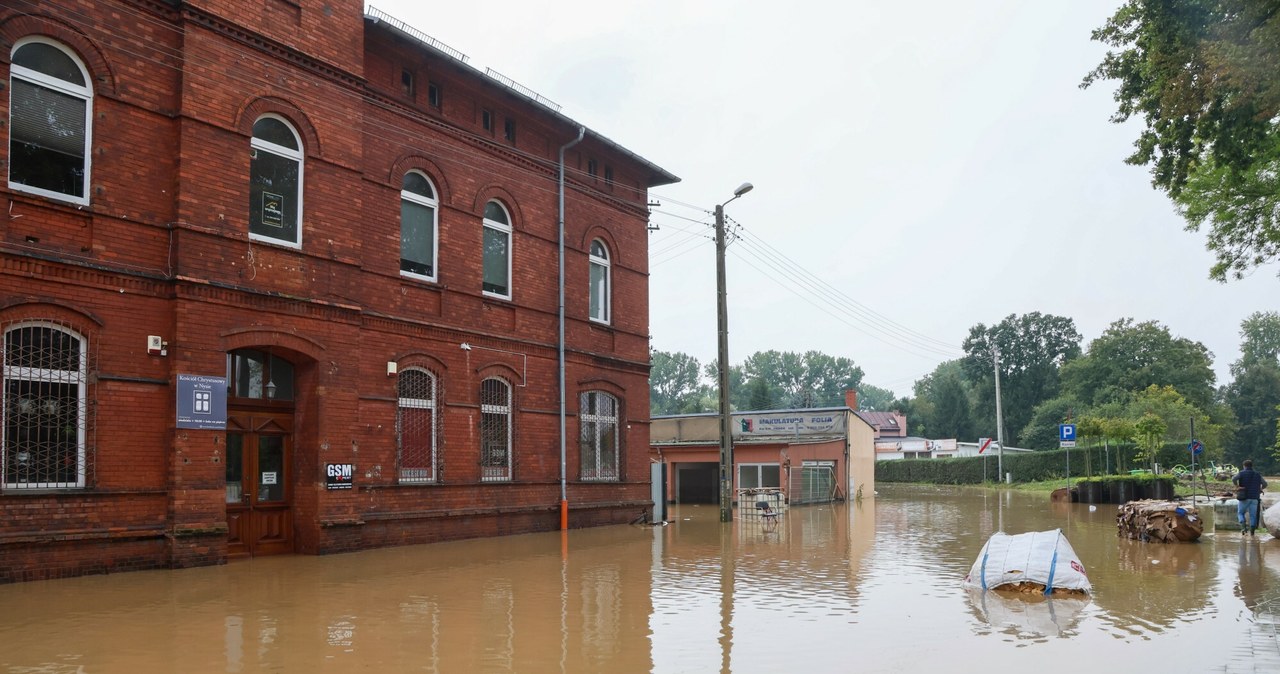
[730,234,962,358]
[731,219,964,353]
[727,243,959,361]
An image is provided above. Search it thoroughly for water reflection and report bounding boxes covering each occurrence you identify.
[966,590,1090,638]
[0,487,1277,673]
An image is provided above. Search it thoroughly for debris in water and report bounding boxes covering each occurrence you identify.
[1116,500,1202,543]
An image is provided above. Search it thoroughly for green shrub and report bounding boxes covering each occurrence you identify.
[876,447,1109,484]
[874,442,1211,485]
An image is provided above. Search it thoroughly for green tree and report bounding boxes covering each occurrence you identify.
[731,350,864,410]
[962,313,1082,446]
[1060,318,1217,411]
[856,383,897,411]
[929,368,975,441]
[1274,405,1280,463]
[1078,415,1107,475]
[649,349,710,415]
[1102,417,1138,473]
[1124,384,1223,456]
[909,360,977,439]
[1020,395,1083,450]
[1224,363,1280,472]
[1134,412,1168,470]
[1225,312,1280,472]
[889,396,927,436]
[744,377,777,411]
[1236,311,1280,372]
[1084,0,1280,280]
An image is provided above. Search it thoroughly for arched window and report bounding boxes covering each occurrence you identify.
[400,172,439,280]
[8,38,93,204]
[480,377,512,481]
[226,349,294,401]
[396,368,437,483]
[3,323,89,488]
[482,201,512,299]
[588,240,611,324]
[579,391,619,481]
[249,115,303,247]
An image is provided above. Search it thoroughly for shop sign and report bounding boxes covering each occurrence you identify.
[733,411,847,437]
[176,374,227,430]
[326,463,354,490]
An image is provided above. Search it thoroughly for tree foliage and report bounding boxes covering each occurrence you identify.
[1236,310,1280,373]
[730,350,864,410]
[1019,395,1083,450]
[1084,0,1280,280]
[928,369,975,441]
[1060,318,1217,410]
[1225,311,1280,471]
[962,313,1082,446]
[1134,412,1169,467]
[909,360,977,440]
[1126,384,1223,453]
[1224,362,1280,470]
[649,349,711,415]
[856,383,897,411]
[654,349,881,415]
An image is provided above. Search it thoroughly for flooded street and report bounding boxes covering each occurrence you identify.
[2,485,1277,673]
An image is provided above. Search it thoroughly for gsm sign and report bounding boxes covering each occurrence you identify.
[327,464,353,480]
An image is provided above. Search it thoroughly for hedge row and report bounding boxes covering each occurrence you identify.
[874,442,1210,485]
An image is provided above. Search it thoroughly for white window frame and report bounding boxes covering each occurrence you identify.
[737,463,781,490]
[482,201,513,300]
[2,322,88,489]
[579,391,619,481]
[588,240,611,324]
[399,171,439,282]
[396,368,437,483]
[480,378,512,482]
[249,114,304,249]
[8,37,93,205]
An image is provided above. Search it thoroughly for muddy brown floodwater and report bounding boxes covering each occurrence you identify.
[1,484,1276,673]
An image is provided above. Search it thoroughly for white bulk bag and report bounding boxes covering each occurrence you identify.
[1263,500,1280,538]
[962,529,1092,595]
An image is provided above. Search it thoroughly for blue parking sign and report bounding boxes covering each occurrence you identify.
[1059,424,1076,442]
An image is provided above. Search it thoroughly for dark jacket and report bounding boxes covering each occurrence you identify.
[1233,468,1268,500]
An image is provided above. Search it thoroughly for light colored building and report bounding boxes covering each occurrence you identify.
[875,439,1034,460]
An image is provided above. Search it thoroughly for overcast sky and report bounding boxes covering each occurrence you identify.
[377,0,1278,398]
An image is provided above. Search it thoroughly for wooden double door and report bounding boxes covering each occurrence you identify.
[226,412,293,557]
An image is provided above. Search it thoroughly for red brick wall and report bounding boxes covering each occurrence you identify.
[0,1,665,582]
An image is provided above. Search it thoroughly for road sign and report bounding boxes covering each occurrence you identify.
[1189,440,1203,455]
[1059,424,1076,448]
[978,437,992,454]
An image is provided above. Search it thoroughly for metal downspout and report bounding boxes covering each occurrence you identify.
[558,126,585,530]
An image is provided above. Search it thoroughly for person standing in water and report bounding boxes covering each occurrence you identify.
[1232,459,1268,535]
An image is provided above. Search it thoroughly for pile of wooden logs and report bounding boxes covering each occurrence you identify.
[1116,500,1203,543]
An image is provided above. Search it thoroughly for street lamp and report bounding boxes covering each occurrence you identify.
[716,181,753,523]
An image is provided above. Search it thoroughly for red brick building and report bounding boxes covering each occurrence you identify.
[0,0,676,582]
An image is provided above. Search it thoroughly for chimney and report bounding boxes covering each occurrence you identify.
[844,389,858,410]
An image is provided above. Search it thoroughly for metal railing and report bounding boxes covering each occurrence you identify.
[365,6,469,64]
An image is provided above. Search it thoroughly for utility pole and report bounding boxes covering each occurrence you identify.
[715,183,753,523]
[993,345,1005,481]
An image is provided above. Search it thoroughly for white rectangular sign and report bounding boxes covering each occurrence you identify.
[733,412,846,437]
